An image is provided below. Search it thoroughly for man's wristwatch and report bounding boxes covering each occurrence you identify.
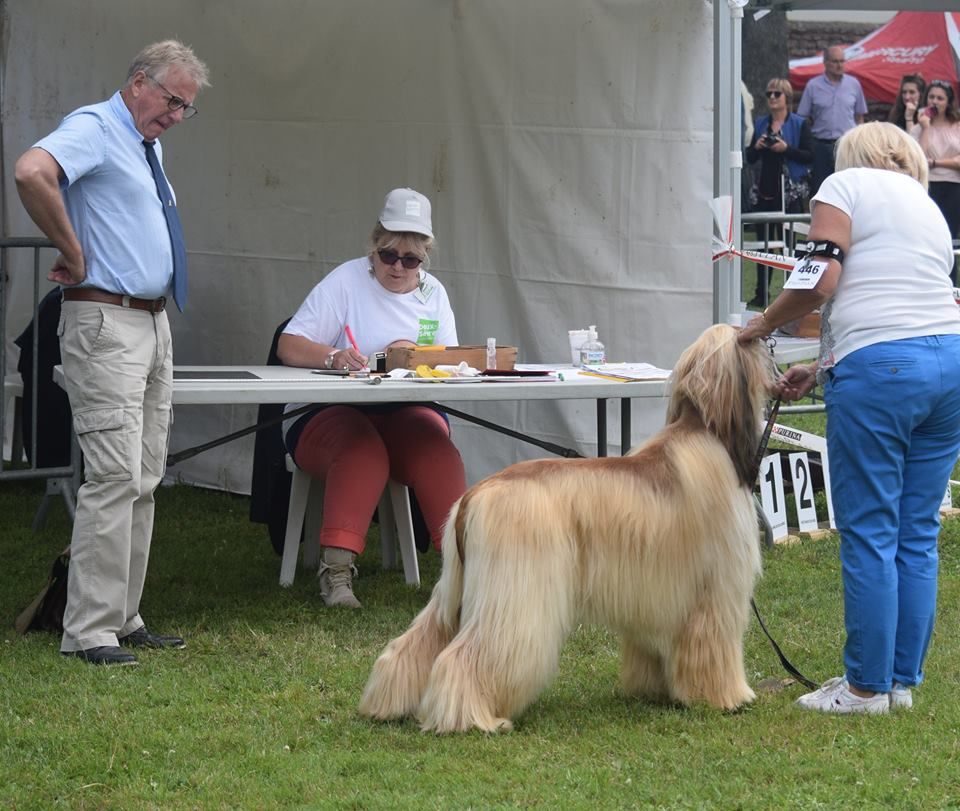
[324,350,338,369]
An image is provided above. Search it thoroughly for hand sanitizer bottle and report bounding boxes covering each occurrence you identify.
[486,337,497,370]
[579,326,605,367]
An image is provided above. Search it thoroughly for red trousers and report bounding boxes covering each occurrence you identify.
[292,405,467,555]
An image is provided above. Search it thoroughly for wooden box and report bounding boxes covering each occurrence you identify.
[386,345,518,371]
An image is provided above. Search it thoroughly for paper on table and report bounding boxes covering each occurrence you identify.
[514,362,670,383]
[582,363,672,381]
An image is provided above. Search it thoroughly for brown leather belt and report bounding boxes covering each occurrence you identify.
[62,287,167,313]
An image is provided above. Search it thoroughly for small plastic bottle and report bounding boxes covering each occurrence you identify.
[578,326,606,367]
[486,337,497,370]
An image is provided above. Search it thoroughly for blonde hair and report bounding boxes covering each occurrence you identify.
[834,122,929,189]
[367,223,434,270]
[766,78,793,104]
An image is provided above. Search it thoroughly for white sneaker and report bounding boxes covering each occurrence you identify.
[889,683,913,710]
[317,548,361,609]
[796,676,889,715]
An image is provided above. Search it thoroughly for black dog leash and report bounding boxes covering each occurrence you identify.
[749,339,818,690]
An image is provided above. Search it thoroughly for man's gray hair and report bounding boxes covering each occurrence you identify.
[126,40,210,88]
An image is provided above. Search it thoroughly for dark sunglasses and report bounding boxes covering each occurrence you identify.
[930,79,952,90]
[766,90,784,99]
[377,248,423,269]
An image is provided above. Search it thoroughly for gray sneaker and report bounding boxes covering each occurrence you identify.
[317,547,361,608]
[889,683,913,710]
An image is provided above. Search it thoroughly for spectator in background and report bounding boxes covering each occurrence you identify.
[911,79,960,282]
[744,78,814,306]
[797,45,867,195]
[888,74,926,132]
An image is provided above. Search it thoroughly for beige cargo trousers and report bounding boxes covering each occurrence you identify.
[57,300,173,653]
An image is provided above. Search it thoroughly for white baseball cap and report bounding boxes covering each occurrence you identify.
[379,188,434,238]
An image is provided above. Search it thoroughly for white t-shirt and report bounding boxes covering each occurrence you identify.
[812,167,960,367]
[284,256,458,353]
[281,256,458,429]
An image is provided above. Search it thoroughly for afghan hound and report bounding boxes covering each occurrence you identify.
[359,324,777,733]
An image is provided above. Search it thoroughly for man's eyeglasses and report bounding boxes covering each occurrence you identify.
[377,249,423,269]
[766,90,784,99]
[147,75,198,119]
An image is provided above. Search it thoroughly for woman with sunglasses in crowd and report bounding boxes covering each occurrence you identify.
[744,77,814,306]
[277,188,466,608]
[887,73,926,132]
[911,79,960,281]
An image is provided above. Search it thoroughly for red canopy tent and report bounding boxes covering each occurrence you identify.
[789,11,960,103]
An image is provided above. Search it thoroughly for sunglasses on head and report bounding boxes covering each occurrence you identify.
[766,90,783,98]
[377,248,423,269]
[930,79,952,90]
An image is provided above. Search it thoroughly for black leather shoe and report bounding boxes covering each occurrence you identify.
[62,646,139,666]
[119,626,186,650]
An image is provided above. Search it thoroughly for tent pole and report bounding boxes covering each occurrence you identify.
[714,1,746,325]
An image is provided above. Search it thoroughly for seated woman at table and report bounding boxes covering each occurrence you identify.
[277,188,466,608]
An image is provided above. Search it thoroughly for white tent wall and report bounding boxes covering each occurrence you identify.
[1,0,715,493]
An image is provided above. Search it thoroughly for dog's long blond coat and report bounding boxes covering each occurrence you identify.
[359,324,776,733]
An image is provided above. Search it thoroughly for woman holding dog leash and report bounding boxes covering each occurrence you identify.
[738,122,960,714]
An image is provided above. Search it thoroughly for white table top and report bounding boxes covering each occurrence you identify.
[167,365,668,405]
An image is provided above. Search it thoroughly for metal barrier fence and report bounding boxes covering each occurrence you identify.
[1,237,79,526]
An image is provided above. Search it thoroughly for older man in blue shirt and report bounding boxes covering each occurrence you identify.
[15,40,209,666]
[797,44,867,194]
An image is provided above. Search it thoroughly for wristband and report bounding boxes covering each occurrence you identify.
[324,350,338,370]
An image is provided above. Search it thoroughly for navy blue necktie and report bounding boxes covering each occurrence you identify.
[143,140,188,311]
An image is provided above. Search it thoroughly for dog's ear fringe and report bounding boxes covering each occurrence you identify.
[666,325,774,487]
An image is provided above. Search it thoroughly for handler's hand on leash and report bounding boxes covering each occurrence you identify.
[775,363,818,402]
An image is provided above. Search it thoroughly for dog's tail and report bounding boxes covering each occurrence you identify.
[358,498,465,721]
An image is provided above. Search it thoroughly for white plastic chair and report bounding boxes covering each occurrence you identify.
[279,455,420,588]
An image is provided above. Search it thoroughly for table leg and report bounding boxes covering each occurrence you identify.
[621,398,631,456]
[596,398,607,457]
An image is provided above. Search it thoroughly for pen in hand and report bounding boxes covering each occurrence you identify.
[344,324,369,370]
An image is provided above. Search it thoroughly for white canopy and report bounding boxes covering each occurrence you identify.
[3,1,724,491]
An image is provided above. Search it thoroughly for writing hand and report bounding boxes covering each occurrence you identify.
[339,347,369,370]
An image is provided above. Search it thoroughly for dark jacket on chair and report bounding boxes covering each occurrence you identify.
[249,319,292,555]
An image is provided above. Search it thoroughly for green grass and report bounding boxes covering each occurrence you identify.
[3,421,960,809]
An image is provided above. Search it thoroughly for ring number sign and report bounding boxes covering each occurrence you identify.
[759,454,789,542]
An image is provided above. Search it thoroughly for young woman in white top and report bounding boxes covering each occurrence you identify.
[739,122,960,715]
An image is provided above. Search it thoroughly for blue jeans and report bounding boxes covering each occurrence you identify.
[825,335,960,692]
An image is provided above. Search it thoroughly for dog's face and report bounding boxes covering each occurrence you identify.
[667,324,778,486]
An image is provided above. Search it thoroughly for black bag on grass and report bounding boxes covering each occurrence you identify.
[14,546,70,635]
